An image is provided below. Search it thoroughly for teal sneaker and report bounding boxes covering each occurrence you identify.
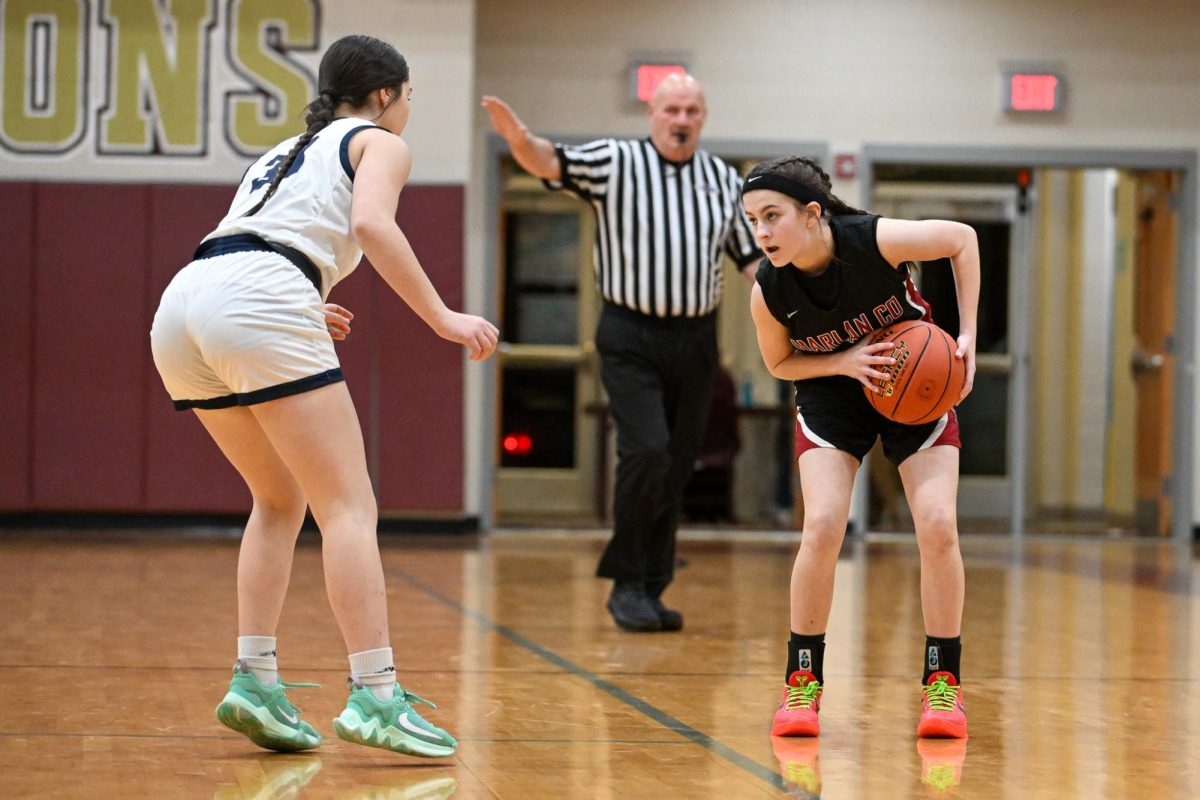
[332,681,457,757]
[215,660,322,752]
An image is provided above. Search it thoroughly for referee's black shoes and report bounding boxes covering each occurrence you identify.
[648,596,684,632]
[607,582,662,632]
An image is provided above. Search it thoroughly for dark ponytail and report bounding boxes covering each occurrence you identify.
[744,156,868,217]
[243,36,409,217]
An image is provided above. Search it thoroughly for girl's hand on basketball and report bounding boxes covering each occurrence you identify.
[439,311,500,361]
[955,333,976,402]
[843,339,898,394]
[323,303,354,341]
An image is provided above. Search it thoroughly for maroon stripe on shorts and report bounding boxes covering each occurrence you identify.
[923,408,961,450]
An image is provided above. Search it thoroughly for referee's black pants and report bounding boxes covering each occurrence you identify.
[594,303,718,595]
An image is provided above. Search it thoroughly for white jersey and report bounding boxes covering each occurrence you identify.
[204,116,379,297]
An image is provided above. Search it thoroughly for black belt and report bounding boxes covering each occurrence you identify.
[602,300,716,328]
[194,233,323,296]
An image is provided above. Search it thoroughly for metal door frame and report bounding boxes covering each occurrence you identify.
[492,187,599,519]
[861,145,1198,541]
[872,182,1026,528]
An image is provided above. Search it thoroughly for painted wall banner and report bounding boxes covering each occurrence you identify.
[1,0,321,179]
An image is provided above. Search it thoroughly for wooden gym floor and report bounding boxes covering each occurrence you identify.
[1,526,1198,799]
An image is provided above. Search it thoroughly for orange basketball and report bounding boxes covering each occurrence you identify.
[863,320,965,425]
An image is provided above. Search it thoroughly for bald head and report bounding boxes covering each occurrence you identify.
[648,73,707,162]
[651,73,705,107]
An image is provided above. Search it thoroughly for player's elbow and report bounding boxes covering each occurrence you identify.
[351,215,395,251]
[951,222,978,257]
[763,355,790,380]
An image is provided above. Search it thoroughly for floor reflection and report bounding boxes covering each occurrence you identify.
[333,774,457,800]
[916,739,967,796]
[212,755,322,800]
[772,737,821,798]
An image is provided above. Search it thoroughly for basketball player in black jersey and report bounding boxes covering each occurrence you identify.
[743,156,979,741]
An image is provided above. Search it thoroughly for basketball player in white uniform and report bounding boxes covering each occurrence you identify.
[151,35,497,757]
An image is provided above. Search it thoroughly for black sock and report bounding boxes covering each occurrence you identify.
[787,632,826,683]
[923,636,962,683]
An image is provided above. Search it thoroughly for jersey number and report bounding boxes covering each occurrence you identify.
[250,150,308,192]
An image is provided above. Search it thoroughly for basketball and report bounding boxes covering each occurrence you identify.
[863,320,965,425]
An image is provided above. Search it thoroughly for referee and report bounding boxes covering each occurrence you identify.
[483,74,759,632]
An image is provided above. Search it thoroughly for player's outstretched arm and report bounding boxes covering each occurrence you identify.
[481,95,561,182]
[350,129,499,360]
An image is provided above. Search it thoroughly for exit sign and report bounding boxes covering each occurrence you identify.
[629,62,688,102]
[1003,70,1065,113]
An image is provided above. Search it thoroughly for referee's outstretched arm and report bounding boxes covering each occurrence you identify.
[482,96,561,181]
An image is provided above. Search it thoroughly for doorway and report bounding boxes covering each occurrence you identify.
[492,165,601,523]
[861,147,1196,539]
[872,180,1024,523]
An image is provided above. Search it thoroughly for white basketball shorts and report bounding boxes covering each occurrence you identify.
[150,251,342,410]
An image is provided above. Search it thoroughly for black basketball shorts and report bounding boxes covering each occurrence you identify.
[794,382,960,466]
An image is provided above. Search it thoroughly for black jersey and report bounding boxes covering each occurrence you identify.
[756,214,932,400]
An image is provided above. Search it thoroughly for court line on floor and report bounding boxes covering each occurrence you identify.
[0,731,231,741]
[0,731,692,745]
[394,569,786,794]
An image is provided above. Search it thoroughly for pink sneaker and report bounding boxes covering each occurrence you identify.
[771,670,822,737]
[917,671,967,739]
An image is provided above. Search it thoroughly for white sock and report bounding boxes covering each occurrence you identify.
[238,635,278,687]
[349,647,396,701]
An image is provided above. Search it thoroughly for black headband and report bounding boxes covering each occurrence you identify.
[741,173,827,208]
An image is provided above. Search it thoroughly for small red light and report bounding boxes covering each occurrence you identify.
[502,432,534,456]
[1009,74,1058,111]
[636,64,686,102]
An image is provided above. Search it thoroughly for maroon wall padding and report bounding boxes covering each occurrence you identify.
[373,185,466,512]
[143,184,250,512]
[32,183,151,509]
[7,180,468,517]
[0,183,35,509]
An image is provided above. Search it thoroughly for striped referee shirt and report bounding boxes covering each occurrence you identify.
[549,138,759,318]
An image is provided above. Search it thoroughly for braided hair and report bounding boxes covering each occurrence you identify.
[244,35,410,217]
[744,156,868,217]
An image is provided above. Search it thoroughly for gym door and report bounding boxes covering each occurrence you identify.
[871,183,1028,522]
[493,170,601,522]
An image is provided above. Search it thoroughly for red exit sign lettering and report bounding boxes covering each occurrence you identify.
[1003,70,1065,113]
[630,63,687,102]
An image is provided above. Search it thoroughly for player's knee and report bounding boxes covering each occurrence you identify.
[800,513,847,555]
[250,491,307,530]
[914,507,959,549]
[310,501,378,537]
